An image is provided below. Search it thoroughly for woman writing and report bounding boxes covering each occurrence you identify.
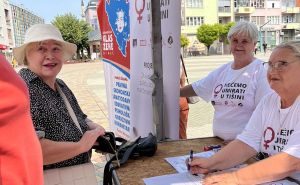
[189,41,300,184]
[13,24,105,169]
[181,21,271,141]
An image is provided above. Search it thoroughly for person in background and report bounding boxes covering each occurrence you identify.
[189,41,300,185]
[12,57,18,68]
[179,57,189,139]
[180,21,272,141]
[263,42,268,54]
[254,46,258,55]
[13,24,105,170]
[0,54,43,184]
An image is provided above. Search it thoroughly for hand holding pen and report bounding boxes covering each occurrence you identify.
[187,150,193,170]
[187,150,211,175]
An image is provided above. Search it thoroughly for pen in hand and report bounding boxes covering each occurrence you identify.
[188,150,193,170]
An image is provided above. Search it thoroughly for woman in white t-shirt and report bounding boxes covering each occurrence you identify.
[180,21,271,140]
[189,41,300,184]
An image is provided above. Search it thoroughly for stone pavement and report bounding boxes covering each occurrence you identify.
[20,52,270,184]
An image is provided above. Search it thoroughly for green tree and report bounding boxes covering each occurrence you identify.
[180,34,189,57]
[196,24,219,55]
[52,13,92,59]
[218,22,235,44]
[180,34,189,48]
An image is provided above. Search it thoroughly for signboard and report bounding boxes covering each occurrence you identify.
[98,0,181,140]
[98,0,131,139]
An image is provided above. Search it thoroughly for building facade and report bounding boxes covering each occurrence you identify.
[181,0,300,55]
[83,0,101,59]
[10,2,44,47]
[0,0,14,58]
[235,0,300,51]
[181,0,235,55]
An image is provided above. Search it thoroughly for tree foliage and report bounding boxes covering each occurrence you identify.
[196,22,235,55]
[180,34,189,48]
[196,24,219,55]
[52,14,92,59]
[218,22,235,44]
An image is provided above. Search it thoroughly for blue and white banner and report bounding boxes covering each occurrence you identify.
[98,0,181,140]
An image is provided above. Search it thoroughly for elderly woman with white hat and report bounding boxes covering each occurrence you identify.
[13,24,105,170]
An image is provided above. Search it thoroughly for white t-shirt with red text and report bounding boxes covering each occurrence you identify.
[237,92,300,180]
[192,59,271,140]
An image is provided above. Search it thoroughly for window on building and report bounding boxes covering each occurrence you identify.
[240,16,244,22]
[282,0,295,8]
[282,15,295,23]
[250,0,264,8]
[218,6,231,12]
[267,16,280,25]
[186,0,203,8]
[236,0,249,7]
[186,17,204,26]
[251,16,265,26]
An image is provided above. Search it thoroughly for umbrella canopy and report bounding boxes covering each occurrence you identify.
[0,44,8,50]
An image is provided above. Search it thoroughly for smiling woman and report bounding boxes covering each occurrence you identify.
[189,41,300,185]
[180,21,272,141]
[12,24,106,182]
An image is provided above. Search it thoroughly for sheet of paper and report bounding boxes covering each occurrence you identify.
[159,151,298,185]
[165,151,215,173]
[144,172,204,185]
[143,172,298,185]
[261,180,298,185]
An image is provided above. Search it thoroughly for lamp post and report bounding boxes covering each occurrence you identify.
[259,20,271,52]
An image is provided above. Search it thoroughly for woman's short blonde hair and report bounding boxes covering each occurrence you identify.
[227,21,258,43]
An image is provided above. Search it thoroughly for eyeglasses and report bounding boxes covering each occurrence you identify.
[263,60,299,71]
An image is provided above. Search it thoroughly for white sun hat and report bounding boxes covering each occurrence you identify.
[13,24,77,65]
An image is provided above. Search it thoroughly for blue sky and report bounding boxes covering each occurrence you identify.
[10,0,89,23]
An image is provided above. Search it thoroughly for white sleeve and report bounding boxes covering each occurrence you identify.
[191,69,218,102]
[283,129,300,158]
[254,68,272,107]
[236,99,265,152]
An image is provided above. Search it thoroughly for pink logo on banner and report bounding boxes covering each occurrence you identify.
[135,0,145,24]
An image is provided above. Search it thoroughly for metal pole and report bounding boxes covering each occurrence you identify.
[150,0,164,141]
[259,20,271,52]
[259,28,263,52]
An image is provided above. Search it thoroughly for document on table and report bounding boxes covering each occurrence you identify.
[143,173,298,185]
[165,151,215,173]
[143,172,204,185]
[144,150,298,185]
[261,180,298,185]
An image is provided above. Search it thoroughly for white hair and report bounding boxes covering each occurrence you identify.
[275,40,300,58]
[227,21,258,43]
